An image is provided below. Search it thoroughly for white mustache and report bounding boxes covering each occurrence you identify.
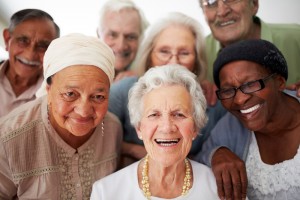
[16,56,41,66]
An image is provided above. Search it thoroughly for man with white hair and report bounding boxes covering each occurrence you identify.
[97,0,149,82]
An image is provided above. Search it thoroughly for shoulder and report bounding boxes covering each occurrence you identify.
[0,97,45,138]
[189,160,219,198]
[91,162,139,198]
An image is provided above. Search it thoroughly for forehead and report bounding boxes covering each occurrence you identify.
[154,25,195,47]
[219,60,268,82]
[103,9,141,33]
[143,85,192,108]
[53,65,109,85]
[12,18,57,40]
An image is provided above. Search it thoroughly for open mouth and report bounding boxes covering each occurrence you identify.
[240,104,261,114]
[17,57,40,67]
[219,20,236,27]
[154,138,180,147]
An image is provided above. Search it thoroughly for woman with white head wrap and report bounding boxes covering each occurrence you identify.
[0,33,122,199]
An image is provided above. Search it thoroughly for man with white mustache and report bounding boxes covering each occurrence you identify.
[0,9,59,117]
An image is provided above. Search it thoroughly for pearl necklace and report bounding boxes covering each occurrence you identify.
[141,154,191,199]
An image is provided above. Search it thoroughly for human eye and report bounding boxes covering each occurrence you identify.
[147,112,160,118]
[126,34,138,41]
[91,94,106,103]
[178,50,191,57]
[217,88,235,99]
[107,31,118,39]
[16,36,30,47]
[242,80,261,93]
[172,112,186,119]
[36,41,50,52]
[59,90,78,102]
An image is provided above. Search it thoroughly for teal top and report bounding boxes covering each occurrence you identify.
[205,17,300,85]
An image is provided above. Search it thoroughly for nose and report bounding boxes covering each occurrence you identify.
[74,98,94,117]
[233,89,251,105]
[159,115,177,133]
[113,36,128,52]
[23,44,39,61]
[167,54,180,65]
[216,0,231,17]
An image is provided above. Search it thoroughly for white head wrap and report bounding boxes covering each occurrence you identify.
[36,33,115,97]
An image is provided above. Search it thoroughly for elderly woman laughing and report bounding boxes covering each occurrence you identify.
[91,64,219,199]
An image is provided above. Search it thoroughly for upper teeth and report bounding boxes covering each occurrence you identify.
[155,139,179,143]
[220,20,235,26]
[240,104,260,114]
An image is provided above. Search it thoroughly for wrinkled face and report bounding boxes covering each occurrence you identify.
[100,9,141,72]
[47,65,110,137]
[150,25,196,72]
[136,85,197,166]
[4,18,57,79]
[219,60,283,131]
[201,0,258,46]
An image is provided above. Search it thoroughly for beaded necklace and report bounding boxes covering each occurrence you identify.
[141,154,191,199]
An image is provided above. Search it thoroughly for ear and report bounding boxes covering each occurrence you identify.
[275,75,286,91]
[3,29,11,51]
[135,122,143,140]
[251,0,259,15]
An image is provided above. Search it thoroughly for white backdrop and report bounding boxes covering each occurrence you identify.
[0,0,299,36]
[0,0,300,59]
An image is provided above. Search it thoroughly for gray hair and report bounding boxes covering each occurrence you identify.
[128,64,208,133]
[8,9,60,37]
[131,12,207,81]
[97,0,149,38]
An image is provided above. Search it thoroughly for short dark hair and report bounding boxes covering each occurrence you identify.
[8,9,60,37]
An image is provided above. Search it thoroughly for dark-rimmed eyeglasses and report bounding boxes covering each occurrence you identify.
[201,0,242,9]
[216,73,276,100]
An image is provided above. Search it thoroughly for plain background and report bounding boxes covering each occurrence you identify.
[0,0,299,59]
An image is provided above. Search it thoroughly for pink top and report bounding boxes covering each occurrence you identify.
[0,60,43,118]
[0,96,122,199]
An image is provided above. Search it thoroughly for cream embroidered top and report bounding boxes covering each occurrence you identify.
[0,96,122,199]
[246,133,300,200]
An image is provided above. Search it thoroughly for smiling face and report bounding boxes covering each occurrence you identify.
[46,65,110,137]
[100,9,141,72]
[202,0,259,46]
[150,25,196,72]
[4,18,57,80]
[219,60,284,131]
[136,84,197,166]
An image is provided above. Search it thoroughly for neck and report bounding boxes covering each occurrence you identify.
[139,155,192,199]
[5,64,41,96]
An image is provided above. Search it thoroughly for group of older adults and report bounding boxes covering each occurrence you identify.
[0,0,299,199]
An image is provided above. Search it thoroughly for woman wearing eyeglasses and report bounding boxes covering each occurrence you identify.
[198,39,300,200]
[108,12,227,168]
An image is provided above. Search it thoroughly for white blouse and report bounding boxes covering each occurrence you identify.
[246,133,300,200]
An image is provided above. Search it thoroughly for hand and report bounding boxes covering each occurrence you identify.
[286,80,300,97]
[200,80,218,107]
[114,70,137,82]
[211,147,247,200]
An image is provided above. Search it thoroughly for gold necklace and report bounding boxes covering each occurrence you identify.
[141,154,191,199]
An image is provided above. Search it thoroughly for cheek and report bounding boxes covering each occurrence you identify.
[51,100,73,119]
[94,103,109,122]
[139,121,157,138]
